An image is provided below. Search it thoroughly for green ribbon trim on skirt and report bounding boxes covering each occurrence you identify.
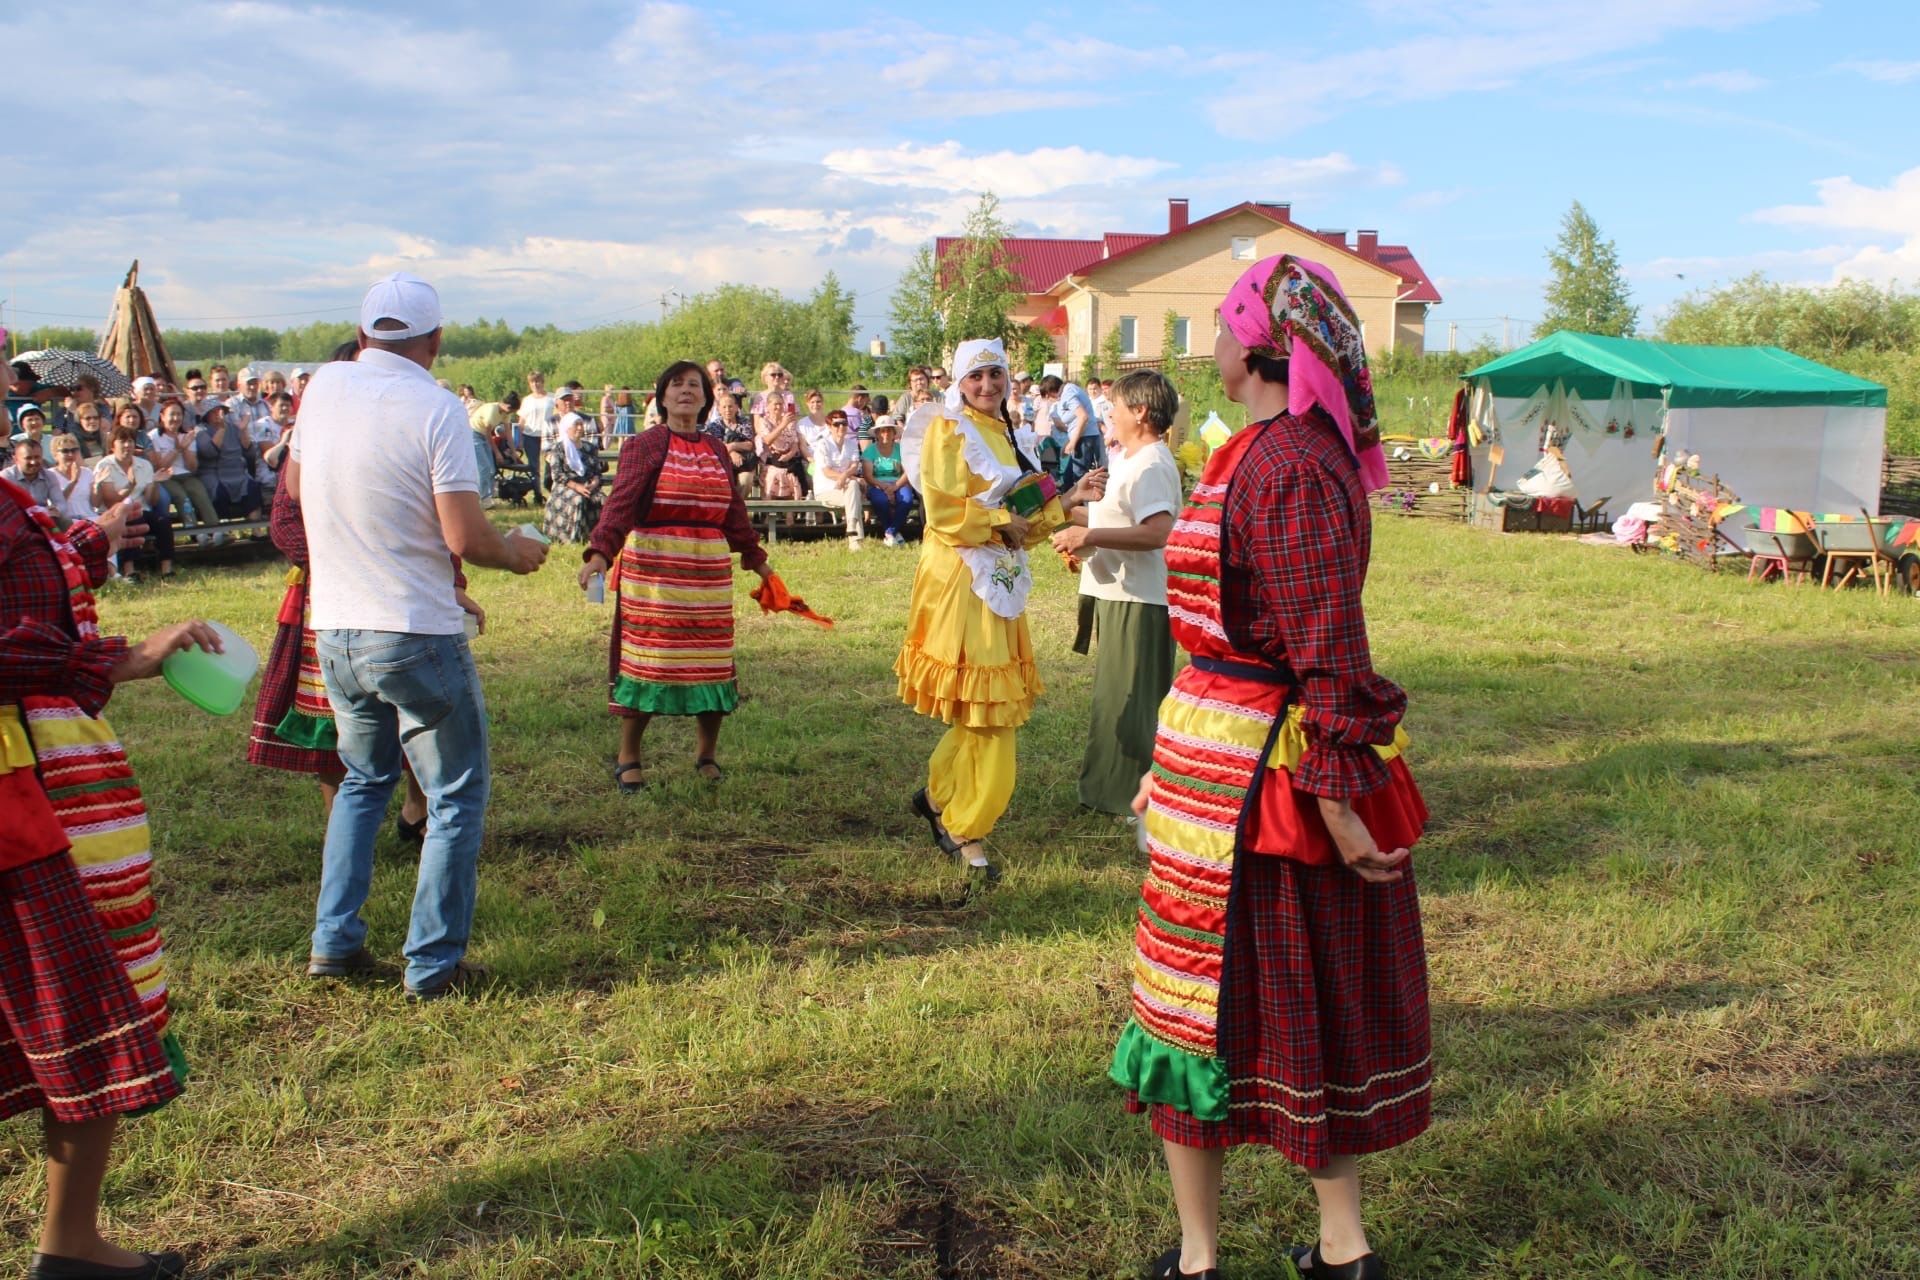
[274,707,338,752]
[1108,1018,1230,1122]
[611,676,739,718]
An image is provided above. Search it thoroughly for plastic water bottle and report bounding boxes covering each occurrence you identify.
[585,572,606,604]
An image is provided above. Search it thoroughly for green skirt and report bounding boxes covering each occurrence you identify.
[1078,597,1175,815]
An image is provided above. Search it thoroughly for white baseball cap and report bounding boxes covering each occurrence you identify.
[358,272,443,340]
[291,367,309,378]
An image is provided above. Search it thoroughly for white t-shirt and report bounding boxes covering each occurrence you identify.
[1079,438,1180,606]
[518,393,555,440]
[93,454,155,502]
[292,349,479,634]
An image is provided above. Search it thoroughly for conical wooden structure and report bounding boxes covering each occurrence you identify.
[97,260,178,387]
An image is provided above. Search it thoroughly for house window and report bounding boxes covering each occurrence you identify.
[1118,316,1138,357]
[1230,236,1256,261]
[1172,316,1191,356]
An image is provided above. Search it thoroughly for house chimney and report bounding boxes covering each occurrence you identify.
[1272,203,1290,220]
[1317,228,1348,250]
[1356,229,1379,259]
[1168,198,1190,233]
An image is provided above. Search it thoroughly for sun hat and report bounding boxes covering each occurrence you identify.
[873,414,899,433]
[15,404,46,426]
[358,271,443,341]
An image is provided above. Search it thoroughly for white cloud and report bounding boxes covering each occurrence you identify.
[1753,167,1920,285]
[821,142,1170,195]
[1209,0,1808,135]
[1835,59,1920,84]
[1666,70,1770,91]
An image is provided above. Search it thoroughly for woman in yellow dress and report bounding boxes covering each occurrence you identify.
[897,338,1063,887]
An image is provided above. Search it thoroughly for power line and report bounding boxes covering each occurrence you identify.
[5,302,360,323]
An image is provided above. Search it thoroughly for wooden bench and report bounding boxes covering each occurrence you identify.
[748,500,844,543]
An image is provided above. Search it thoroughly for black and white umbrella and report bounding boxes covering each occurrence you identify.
[13,349,135,398]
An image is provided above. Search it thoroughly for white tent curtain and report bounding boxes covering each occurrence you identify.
[1466,380,1888,515]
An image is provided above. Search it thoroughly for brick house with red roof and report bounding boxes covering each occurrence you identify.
[937,199,1440,371]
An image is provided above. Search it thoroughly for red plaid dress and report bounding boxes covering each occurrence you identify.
[247,483,339,773]
[1112,413,1431,1169]
[0,479,184,1122]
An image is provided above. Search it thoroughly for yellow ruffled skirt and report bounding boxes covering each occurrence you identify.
[894,540,1042,729]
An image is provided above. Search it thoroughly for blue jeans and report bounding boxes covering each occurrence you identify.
[312,629,491,991]
[472,433,497,500]
[867,483,916,536]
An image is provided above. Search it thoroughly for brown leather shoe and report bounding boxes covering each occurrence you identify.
[404,959,492,1002]
[305,947,379,979]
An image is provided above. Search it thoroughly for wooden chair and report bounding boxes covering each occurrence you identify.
[1814,516,1894,597]
[1573,494,1613,533]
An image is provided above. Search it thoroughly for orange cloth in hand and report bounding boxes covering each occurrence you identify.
[750,572,834,628]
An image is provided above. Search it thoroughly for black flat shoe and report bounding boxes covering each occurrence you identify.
[1289,1244,1386,1280]
[910,788,962,858]
[27,1250,187,1279]
[1145,1246,1222,1280]
[395,812,427,845]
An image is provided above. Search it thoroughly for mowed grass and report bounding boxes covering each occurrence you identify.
[4,517,1919,1279]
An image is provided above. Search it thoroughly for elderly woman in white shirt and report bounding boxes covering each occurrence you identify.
[1049,369,1183,815]
[45,434,98,526]
[809,407,866,550]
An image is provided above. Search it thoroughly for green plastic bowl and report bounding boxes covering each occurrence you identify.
[161,621,259,716]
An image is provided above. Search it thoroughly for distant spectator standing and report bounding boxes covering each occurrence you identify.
[229,369,267,437]
[841,386,872,441]
[1037,374,1107,487]
[517,370,556,501]
[288,272,549,999]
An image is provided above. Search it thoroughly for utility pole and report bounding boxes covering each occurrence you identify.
[1501,315,1512,350]
[1448,321,1457,353]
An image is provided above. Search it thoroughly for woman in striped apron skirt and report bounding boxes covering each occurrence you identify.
[246,470,430,838]
[580,361,774,791]
[1,470,220,1280]
[1109,257,1431,1280]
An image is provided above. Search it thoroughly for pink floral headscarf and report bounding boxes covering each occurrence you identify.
[1220,255,1389,492]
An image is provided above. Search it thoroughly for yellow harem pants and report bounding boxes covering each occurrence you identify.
[926,723,1016,842]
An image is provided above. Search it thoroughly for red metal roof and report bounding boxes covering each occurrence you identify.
[935,235,1105,295]
[1373,244,1442,303]
[939,204,1441,305]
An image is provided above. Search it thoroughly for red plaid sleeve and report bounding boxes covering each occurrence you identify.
[0,502,127,713]
[1221,414,1406,799]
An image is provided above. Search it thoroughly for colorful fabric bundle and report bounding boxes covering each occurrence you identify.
[1005,471,1058,519]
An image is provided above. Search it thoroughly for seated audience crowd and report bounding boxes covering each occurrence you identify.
[6,352,1107,568]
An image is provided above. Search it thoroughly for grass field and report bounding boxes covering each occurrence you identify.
[4,518,1918,1279]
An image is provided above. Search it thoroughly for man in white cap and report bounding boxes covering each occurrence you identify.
[287,271,549,1000]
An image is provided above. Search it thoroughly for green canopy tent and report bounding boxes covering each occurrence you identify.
[1464,332,1888,515]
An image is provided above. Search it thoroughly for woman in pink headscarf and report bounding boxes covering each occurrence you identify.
[1107,256,1430,1280]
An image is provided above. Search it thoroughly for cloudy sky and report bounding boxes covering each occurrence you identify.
[2,0,1915,348]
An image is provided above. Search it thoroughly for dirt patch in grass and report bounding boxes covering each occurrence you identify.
[861,1178,1027,1280]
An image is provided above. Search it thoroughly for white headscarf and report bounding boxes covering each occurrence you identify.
[943,338,1008,417]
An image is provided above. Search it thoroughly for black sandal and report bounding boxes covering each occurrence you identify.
[1289,1244,1386,1280]
[694,757,724,783]
[911,788,963,858]
[395,813,427,845]
[612,761,646,794]
[1145,1246,1222,1280]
